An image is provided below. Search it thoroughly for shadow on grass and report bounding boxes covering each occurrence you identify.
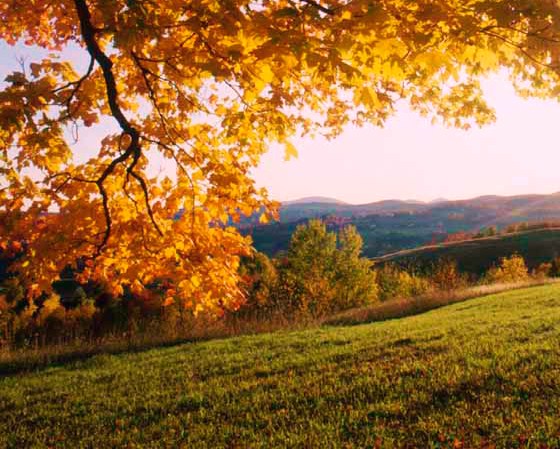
[0,318,314,377]
[2,280,557,378]
[0,335,213,377]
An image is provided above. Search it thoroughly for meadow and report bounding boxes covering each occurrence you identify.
[1,284,559,448]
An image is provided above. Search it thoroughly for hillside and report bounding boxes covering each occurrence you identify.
[276,192,560,224]
[2,284,560,448]
[377,228,560,275]
[279,198,427,222]
[282,196,347,205]
[249,192,560,257]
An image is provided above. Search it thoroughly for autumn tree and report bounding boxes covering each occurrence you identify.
[3,1,560,312]
[483,254,529,284]
[282,220,376,316]
[237,251,278,317]
[333,225,378,310]
[429,258,467,291]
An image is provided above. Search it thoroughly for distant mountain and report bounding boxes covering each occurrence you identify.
[430,197,448,204]
[277,193,560,225]
[246,192,560,258]
[279,199,427,222]
[282,196,347,205]
[356,199,428,213]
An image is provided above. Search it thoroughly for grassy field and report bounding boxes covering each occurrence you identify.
[2,285,560,448]
[376,228,560,275]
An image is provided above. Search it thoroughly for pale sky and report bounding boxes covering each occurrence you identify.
[253,74,560,204]
[2,41,560,205]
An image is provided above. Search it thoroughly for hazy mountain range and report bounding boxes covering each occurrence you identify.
[279,197,426,222]
[282,196,348,205]
[282,196,446,205]
[278,193,560,223]
[246,192,560,257]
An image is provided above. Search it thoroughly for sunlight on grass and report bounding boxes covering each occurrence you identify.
[1,284,559,448]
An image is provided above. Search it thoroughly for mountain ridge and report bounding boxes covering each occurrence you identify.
[247,191,560,258]
[282,196,347,205]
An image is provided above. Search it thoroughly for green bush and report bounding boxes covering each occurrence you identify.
[376,263,431,301]
[267,220,378,318]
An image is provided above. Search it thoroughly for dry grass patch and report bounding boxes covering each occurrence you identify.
[324,278,560,326]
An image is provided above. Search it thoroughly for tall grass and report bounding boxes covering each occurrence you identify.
[3,278,556,375]
[324,278,560,326]
[0,311,316,375]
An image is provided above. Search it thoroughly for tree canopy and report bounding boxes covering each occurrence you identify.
[2,0,560,312]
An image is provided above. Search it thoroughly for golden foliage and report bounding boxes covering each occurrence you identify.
[2,0,560,311]
[484,254,529,284]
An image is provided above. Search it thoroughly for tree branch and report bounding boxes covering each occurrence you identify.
[73,0,162,256]
[298,0,335,15]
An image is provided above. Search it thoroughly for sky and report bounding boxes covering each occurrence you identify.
[2,42,560,205]
[253,75,560,204]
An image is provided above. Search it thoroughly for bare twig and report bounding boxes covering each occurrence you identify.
[298,0,335,15]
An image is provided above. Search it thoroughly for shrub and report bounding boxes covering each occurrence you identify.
[483,254,529,284]
[376,263,431,301]
[429,258,467,291]
[237,251,279,318]
[332,226,378,311]
[549,257,560,277]
[474,226,498,238]
[279,220,378,317]
[532,262,552,280]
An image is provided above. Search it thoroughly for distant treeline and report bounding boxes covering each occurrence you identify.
[444,220,560,242]
[379,226,560,277]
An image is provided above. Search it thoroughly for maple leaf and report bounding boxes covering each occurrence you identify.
[1,0,560,313]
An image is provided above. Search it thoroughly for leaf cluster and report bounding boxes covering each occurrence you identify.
[3,0,560,309]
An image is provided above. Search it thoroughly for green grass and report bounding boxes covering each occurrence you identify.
[2,285,560,448]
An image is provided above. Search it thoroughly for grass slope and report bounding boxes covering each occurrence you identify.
[2,285,560,448]
[377,228,560,275]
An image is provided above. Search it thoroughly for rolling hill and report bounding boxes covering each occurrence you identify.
[2,284,559,447]
[248,192,560,257]
[282,196,348,205]
[279,198,427,222]
[279,192,560,224]
[375,227,560,275]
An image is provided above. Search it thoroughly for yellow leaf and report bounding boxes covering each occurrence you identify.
[164,247,176,259]
[357,87,381,110]
[253,64,274,94]
[259,64,274,84]
[259,213,269,224]
[284,141,298,161]
[191,275,201,288]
